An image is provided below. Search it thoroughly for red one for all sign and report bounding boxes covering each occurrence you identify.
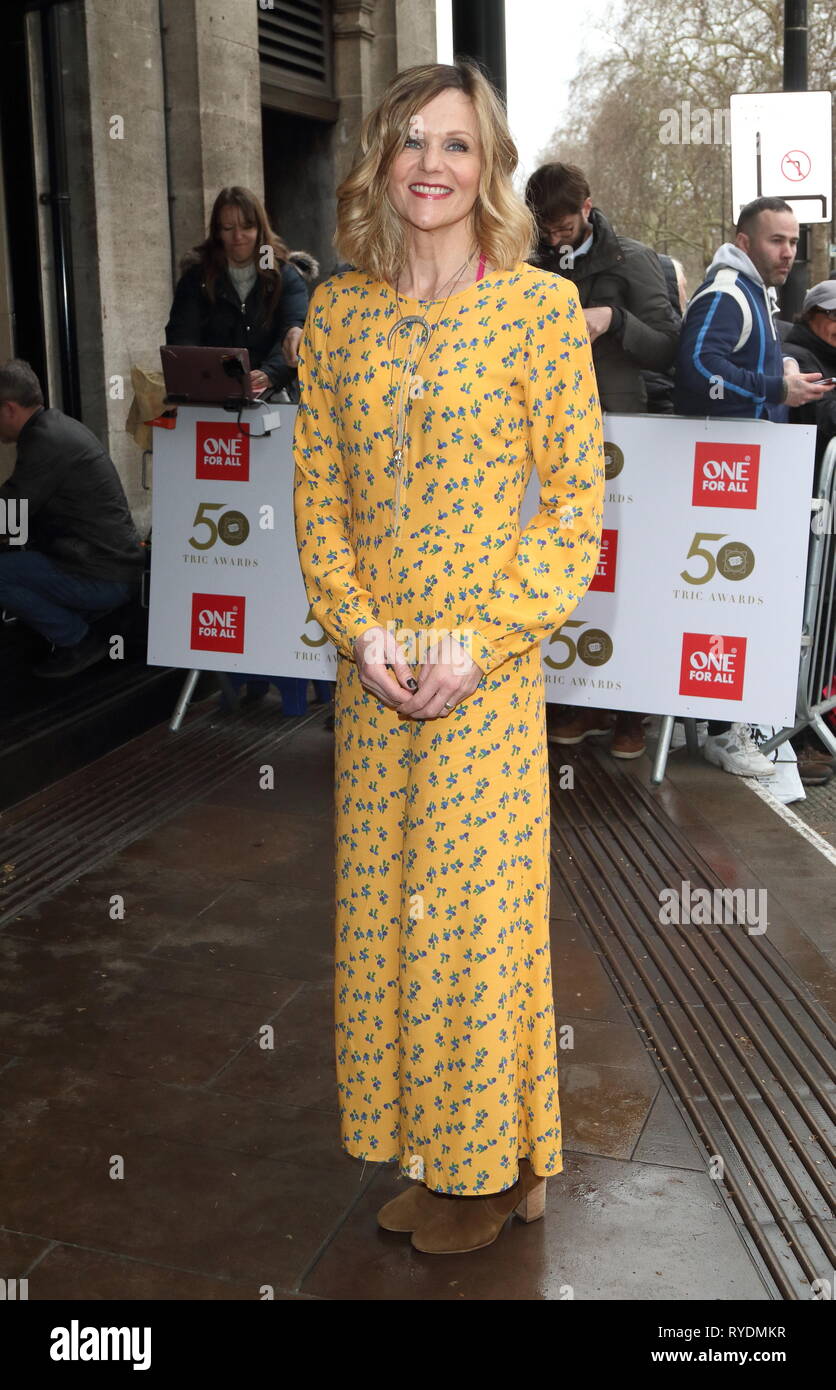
[692,442,760,509]
[679,632,747,700]
[191,593,246,653]
[589,527,618,592]
[195,421,250,482]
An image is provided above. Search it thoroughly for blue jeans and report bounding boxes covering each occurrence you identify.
[0,549,133,646]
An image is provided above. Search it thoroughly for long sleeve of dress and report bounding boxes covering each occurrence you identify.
[458,279,605,675]
[292,287,382,661]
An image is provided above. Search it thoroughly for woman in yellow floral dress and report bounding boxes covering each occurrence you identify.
[293,60,604,1255]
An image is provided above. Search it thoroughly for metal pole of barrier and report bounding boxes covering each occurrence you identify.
[759,438,836,756]
[683,720,700,757]
[650,716,700,785]
[651,715,675,784]
[170,669,200,732]
[809,444,836,754]
[168,669,242,732]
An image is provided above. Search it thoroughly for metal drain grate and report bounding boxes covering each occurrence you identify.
[550,745,836,1300]
[0,701,326,926]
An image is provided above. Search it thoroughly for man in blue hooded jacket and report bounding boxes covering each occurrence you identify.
[675,196,829,421]
[675,196,833,776]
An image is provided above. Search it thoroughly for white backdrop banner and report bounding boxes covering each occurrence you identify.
[147,407,815,725]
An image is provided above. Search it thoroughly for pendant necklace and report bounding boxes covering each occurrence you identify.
[387,247,477,490]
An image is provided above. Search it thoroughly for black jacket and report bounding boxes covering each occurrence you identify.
[165,259,309,389]
[784,319,836,469]
[642,253,683,414]
[530,208,679,412]
[0,407,144,582]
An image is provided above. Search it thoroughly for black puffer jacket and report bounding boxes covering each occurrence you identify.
[530,208,680,412]
[165,254,310,390]
[784,319,836,469]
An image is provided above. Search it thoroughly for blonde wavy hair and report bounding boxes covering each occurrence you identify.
[335,61,536,282]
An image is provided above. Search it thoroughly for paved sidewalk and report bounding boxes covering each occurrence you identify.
[794,776,836,852]
[0,703,832,1300]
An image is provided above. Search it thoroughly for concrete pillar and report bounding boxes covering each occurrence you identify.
[332,0,378,190]
[161,0,263,270]
[82,0,172,525]
[395,0,438,69]
[333,0,440,191]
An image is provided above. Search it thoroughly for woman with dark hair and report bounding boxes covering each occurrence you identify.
[293,61,604,1255]
[165,186,313,395]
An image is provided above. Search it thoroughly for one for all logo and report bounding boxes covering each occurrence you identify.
[191,593,246,653]
[589,528,618,592]
[679,632,746,700]
[692,442,760,509]
[195,421,250,482]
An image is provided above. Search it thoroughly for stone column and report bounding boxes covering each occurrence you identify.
[161,0,263,270]
[333,0,442,192]
[395,0,437,70]
[81,0,173,522]
[332,0,378,190]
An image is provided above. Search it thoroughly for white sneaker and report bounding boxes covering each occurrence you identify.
[703,723,775,777]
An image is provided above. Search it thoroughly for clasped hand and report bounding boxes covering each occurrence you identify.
[583,305,613,343]
[353,625,484,718]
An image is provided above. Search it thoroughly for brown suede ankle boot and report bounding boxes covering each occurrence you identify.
[410,1159,547,1254]
[377,1180,455,1232]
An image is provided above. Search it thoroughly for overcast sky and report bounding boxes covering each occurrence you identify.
[436,0,619,187]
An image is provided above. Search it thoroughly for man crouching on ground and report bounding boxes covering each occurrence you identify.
[0,359,144,678]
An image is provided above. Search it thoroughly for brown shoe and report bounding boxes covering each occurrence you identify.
[547,707,615,745]
[377,1180,455,1232]
[410,1159,546,1254]
[611,713,647,760]
[797,752,834,785]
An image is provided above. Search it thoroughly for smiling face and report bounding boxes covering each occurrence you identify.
[387,88,482,236]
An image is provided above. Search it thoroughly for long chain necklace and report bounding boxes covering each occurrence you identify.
[386,247,477,492]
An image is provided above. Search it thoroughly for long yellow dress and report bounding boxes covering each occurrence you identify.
[293,261,604,1195]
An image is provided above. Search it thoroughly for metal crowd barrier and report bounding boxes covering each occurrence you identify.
[758,435,836,761]
[652,436,836,782]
